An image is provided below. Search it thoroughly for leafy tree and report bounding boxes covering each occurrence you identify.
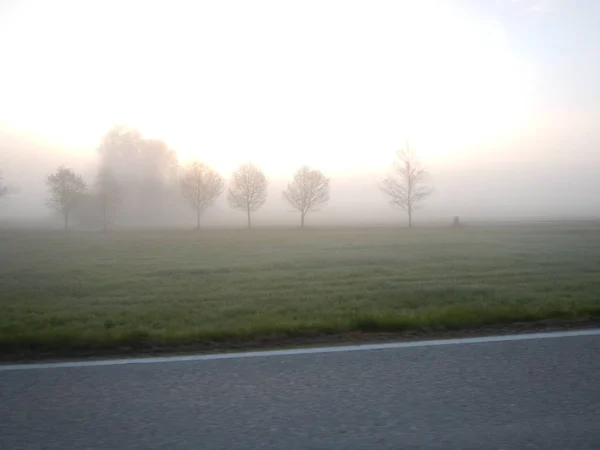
[97,126,179,225]
[98,126,177,192]
[136,138,179,194]
[180,161,224,229]
[97,125,144,162]
[227,163,268,228]
[381,143,433,228]
[46,166,87,229]
[283,166,329,227]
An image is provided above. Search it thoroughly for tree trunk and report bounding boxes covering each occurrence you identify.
[300,212,305,228]
[408,207,412,228]
[64,211,69,230]
[197,207,201,230]
[247,208,251,229]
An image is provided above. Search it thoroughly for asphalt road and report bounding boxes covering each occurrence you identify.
[1,331,599,450]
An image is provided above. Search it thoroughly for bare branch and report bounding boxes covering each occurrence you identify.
[180,160,224,229]
[380,142,433,227]
[283,166,330,226]
[46,166,88,229]
[227,163,268,228]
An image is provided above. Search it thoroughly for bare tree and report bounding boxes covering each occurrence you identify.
[283,166,330,227]
[95,167,121,231]
[227,163,268,228]
[46,166,88,229]
[381,142,433,228]
[180,161,224,229]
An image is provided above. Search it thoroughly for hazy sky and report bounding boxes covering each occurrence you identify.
[0,0,598,175]
[0,0,599,222]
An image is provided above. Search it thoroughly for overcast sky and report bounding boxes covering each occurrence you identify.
[1,0,599,221]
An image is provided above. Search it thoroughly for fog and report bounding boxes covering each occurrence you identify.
[2,123,599,229]
[1,0,599,229]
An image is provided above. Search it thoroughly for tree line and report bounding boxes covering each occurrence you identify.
[1,127,432,229]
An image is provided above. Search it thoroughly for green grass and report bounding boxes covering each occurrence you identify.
[1,223,599,354]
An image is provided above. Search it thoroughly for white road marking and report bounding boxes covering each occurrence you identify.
[1,329,599,372]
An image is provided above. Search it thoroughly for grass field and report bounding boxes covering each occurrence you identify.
[1,223,599,356]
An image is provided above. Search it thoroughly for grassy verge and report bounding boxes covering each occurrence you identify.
[1,223,599,357]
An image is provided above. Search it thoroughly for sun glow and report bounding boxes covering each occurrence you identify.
[0,1,537,177]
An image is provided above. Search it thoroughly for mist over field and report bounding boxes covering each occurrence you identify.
[1,0,599,229]
[1,0,599,359]
[1,124,599,229]
[2,7,600,450]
